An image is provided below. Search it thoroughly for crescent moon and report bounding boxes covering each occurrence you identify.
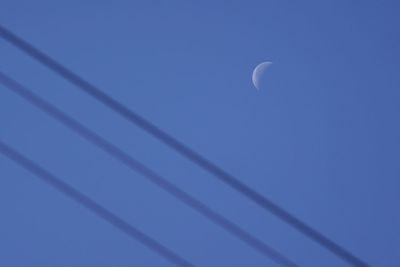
[252,61,272,90]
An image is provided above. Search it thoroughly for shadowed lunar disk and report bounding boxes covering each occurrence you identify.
[252,61,272,90]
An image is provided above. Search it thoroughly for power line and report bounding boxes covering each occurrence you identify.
[0,72,297,267]
[0,25,369,266]
[0,141,194,267]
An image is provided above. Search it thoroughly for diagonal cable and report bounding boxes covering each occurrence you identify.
[0,140,194,267]
[0,72,297,267]
[0,25,368,266]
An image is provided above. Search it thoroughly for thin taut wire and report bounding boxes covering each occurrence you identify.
[0,141,194,267]
[0,72,297,267]
[0,25,368,267]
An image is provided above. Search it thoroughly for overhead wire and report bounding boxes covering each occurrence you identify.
[0,72,297,267]
[0,140,194,267]
[0,25,369,266]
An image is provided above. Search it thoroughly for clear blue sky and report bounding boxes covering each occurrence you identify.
[1,1,399,266]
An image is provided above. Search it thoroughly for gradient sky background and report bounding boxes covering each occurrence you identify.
[1,1,399,266]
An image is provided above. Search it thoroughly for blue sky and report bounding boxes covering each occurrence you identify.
[1,1,399,266]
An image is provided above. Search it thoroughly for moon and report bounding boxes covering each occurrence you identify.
[252,61,272,90]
